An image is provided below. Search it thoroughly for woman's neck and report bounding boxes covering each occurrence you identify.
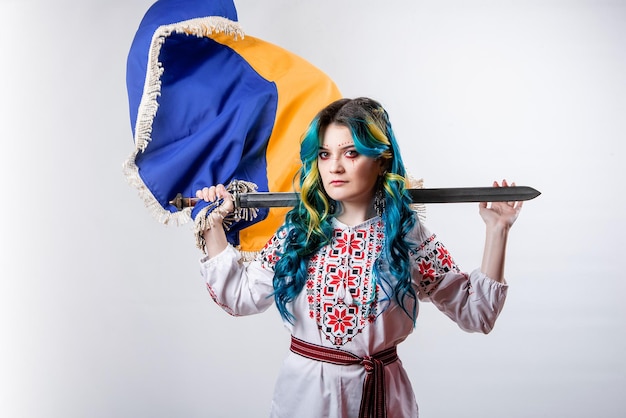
[334,202,378,227]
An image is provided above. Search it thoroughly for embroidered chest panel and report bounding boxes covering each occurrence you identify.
[305,220,383,346]
[260,219,461,348]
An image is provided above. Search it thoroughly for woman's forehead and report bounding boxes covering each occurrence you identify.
[321,124,353,148]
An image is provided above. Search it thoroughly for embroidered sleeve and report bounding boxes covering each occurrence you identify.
[200,244,275,317]
[258,226,289,271]
[411,233,462,297]
[410,224,508,334]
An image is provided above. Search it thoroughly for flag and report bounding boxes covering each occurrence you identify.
[124,0,342,253]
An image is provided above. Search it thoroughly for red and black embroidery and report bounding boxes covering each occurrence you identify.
[259,228,289,270]
[411,233,461,296]
[259,222,461,347]
[308,220,383,346]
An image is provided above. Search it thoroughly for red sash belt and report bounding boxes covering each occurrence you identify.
[290,336,398,418]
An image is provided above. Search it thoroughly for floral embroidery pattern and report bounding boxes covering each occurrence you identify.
[325,303,357,335]
[259,228,288,270]
[411,234,461,296]
[309,220,382,346]
[259,222,462,346]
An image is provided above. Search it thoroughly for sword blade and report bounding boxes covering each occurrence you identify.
[170,186,540,210]
[240,186,540,207]
[406,186,541,204]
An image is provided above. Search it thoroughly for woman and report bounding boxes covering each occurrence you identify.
[196,97,522,417]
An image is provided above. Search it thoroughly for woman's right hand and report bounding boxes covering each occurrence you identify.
[195,184,234,256]
[195,184,235,224]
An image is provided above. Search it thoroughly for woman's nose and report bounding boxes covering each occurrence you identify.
[329,157,344,173]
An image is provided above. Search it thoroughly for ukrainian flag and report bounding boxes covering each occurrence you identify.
[124,0,341,253]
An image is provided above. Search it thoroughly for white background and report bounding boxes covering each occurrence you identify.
[1,0,624,417]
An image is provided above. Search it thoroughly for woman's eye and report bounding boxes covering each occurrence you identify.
[345,150,359,158]
[318,151,329,159]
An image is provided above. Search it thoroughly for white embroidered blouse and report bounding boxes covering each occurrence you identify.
[200,215,508,417]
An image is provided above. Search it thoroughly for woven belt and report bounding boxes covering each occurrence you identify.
[290,336,398,418]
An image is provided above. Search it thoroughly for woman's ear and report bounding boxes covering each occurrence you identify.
[378,159,388,176]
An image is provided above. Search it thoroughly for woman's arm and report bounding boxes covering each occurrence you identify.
[200,246,275,316]
[411,180,523,333]
[195,184,279,316]
[478,179,523,283]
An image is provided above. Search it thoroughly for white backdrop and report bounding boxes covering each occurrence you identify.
[1,0,624,417]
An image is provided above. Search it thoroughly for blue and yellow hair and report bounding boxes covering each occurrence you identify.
[273,98,418,323]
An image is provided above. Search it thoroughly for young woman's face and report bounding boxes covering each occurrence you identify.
[318,123,383,208]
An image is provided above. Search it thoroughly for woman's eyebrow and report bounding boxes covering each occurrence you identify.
[319,142,355,150]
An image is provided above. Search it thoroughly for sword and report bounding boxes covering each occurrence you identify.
[169,186,540,211]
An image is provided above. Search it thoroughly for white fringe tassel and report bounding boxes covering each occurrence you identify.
[122,16,245,227]
[408,176,427,222]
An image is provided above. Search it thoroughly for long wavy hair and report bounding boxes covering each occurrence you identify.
[272,97,417,323]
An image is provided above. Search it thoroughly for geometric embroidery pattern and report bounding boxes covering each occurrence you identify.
[410,233,461,296]
[307,220,382,346]
[259,219,462,347]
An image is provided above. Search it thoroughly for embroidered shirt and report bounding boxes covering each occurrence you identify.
[200,214,508,417]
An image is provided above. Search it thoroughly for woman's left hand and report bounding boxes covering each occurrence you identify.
[479,179,523,230]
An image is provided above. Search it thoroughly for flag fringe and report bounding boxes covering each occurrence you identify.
[122,16,244,227]
[406,176,427,222]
